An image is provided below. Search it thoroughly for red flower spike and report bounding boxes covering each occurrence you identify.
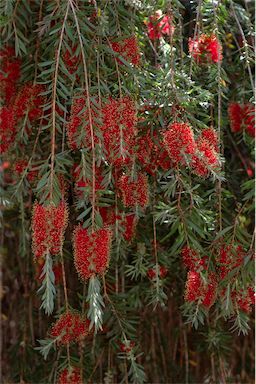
[192,139,220,177]
[248,287,255,306]
[67,95,100,150]
[31,201,68,259]
[189,33,222,64]
[123,214,137,242]
[181,246,207,272]
[147,10,175,41]
[101,97,137,166]
[0,46,21,103]
[217,244,244,279]
[118,173,149,208]
[14,83,45,123]
[50,312,90,345]
[73,226,112,280]
[243,103,255,138]
[0,106,16,154]
[184,271,202,302]
[228,103,244,133]
[57,367,82,384]
[236,289,253,314]
[201,273,217,308]
[200,128,218,151]
[163,122,196,165]
[111,36,140,66]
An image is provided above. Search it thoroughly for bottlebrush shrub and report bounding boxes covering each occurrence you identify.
[31,201,68,259]
[163,122,196,165]
[14,83,45,123]
[67,94,100,150]
[101,97,137,166]
[199,128,218,151]
[118,173,149,208]
[57,366,82,384]
[189,33,223,63]
[111,36,140,66]
[73,226,112,280]
[185,271,217,308]
[228,102,255,137]
[181,246,208,272]
[0,46,21,103]
[146,10,175,40]
[50,312,91,345]
[192,139,220,177]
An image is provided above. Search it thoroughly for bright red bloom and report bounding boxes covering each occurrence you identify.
[184,271,202,302]
[228,103,243,133]
[0,106,16,154]
[118,173,149,208]
[217,244,244,279]
[189,34,222,63]
[58,367,82,384]
[200,128,218,151]
[163,122,196,165]
[181,246,207,272]
[147,265,168,280]
[235,288,254,314]
[192,139,220,177]
[99,208,137,242]
[0,46,21,103]
[243,103,255,137]
[14,83,45,122]
[73,226,112,280]
[201,273,217,308]
[123,214,137,242]
[101,97,137,166]
[31,201,68,259]
[147,10,175,40]
[67,95,100,150]
[111,36,140,66]
[50,312,90,345]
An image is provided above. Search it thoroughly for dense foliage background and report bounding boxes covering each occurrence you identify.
[1,0,255,383]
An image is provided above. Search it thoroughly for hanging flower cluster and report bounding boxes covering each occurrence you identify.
[192,138,220,177]
[50,312,91,345]
[0,106,16,154]
[67,95,100,150]
[163,122,196,165]
[31,201,68,259]
[189,33,223,63]
[234,288,255,314]
[228,102,255,137]
[217,244,244,279]
[99,207,137,242]
[73,226,112,280]
[111,36,140,66]
[181,246,208,272]
[0,46,21,103]
[101,97,137,166]
[57,366,82,384]
[147,10,175,41]
[185,271,217,308]
[118,173,149,208]
[147,265,168,280]
[14,83,45,122]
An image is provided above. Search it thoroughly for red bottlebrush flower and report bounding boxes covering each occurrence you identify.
[147,265,168,280]
[136,131,155,170]
[236,289,253,314]
[184,271,202,302]
[181,246,207,272]
[217,244,244,279]
[192,139,220,177]
[118,173,149,208]
[31,201,68,259]
[243,103,255,138]
[73,226,112,280]
[0,106,16,154]
[50,312,90,345]
[163,122,196,165]
[147,10,175,40]
[111,36,140,66]
[123,214,137,242]
[0,46,21,103]
[228,103,243,133]
[119,340,136,353]
[189,34,222,64]
[200,128,218,151]
[58,367,82,384]
[14,83,45,122]
[201,273,217,308]
[67,95,100,150]
[101,97,137,166]
[248,287,255,306]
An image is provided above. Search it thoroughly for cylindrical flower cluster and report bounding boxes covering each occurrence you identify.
[50,312,90,345]
[57,366,82,384]
[73,226,112,280]
[118,173,149,208]
[111,36,140,66]
[189,33,223,63]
